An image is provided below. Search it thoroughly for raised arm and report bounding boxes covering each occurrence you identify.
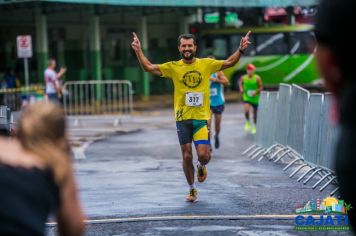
[239,76,244,93]
[56,66,66,80]
[215,71,229,86]
[256,76,263,94]
[221,31,251,70]
[131,32,162,76]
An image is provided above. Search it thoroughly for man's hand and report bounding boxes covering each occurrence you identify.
[221,31,252,70]
[57,66,67,80]
[239,31,251,52]
[130,32,162,76]
[210,76,218,82]
[59,66,67,74]
[131,32,142,52]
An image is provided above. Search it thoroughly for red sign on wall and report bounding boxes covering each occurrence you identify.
[17,35,33,58]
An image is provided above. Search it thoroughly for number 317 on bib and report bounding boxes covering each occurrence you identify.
[185,92,204,107]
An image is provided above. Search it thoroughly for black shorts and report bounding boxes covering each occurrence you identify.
[243,101,259,109]
[176,120,210,146]
[210,105,225,114]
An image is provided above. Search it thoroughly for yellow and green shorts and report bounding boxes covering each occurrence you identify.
[176,119,210,146]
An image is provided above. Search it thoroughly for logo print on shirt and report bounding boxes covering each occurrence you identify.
[176,108,184,121]
[182,70,202,88]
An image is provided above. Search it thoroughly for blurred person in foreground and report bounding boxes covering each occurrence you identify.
[315,0,356,232]
[239,64,263,134]
[0,102,85,236]
[131,31,251,202]
[0,124,10,137]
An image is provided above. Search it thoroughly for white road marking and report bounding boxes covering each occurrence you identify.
[46,214,304,226]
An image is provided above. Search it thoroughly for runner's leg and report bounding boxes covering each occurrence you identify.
[215,113,222,136]
[193,121,210,182]
[196,144,211,166]
[180,143,195,185]
[251,105,258,134]
[253,106,258,124]
[244,103,252,131]
[243,103,250,121]
[214,112,222,149]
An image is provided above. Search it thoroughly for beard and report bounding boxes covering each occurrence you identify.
[180,50,195,60]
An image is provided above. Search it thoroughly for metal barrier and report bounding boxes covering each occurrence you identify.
[251,84,292,161]
[293,94,325,186]
[317,94,339,171]
[269,85,309,165]
[264,92,278,148]
[244,91,269,157]
[274,84,292,146]
[0,86,45,111]
[248,92,279,160]
[0,106,7,124]
[303,94,324,165]
[255,91,269,147]
[63,80,133,116]
[243,84,339,196]
[0,105,11,134]
[287,85,310,155]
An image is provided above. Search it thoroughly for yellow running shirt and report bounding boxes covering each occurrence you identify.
[158,58,224,121]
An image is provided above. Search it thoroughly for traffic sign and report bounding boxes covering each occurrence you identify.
[17,35,32,58]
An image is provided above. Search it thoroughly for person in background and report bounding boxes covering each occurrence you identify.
[3,67,17,89]
[0,102,85,236]
[45,59,66,103]
[315,0,356,232]
[208,56,229,149]
[239,64,263,134]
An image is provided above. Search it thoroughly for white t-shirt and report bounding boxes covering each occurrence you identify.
[44,68,57,94]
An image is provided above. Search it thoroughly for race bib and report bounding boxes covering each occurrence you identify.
[210,88,218,96]
[185,92,204,107]
[247,90,256,97]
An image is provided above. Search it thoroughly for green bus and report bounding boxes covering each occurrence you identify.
[197,24,320,90]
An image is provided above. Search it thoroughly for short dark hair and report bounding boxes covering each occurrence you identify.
[48,58,56,66]
[178,34,196,46]
[315,0,355,77]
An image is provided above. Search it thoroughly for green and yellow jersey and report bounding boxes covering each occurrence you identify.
[158,58,224,121]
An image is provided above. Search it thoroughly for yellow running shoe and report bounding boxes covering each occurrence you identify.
[251,125,257,134]
[197,164,207,183]
[186,188,198,202]
[244,121,251,131]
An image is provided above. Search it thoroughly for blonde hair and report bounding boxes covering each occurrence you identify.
[17,101,70,186]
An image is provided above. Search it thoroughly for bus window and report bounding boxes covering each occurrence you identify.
[256,33,288,55]
[230,35,256,56]
[289,32,315,54]
[212,38,228,58]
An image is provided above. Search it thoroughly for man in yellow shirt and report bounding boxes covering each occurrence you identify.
[131,32,251,202]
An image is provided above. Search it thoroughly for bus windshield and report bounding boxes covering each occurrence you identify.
[199,29,315,58]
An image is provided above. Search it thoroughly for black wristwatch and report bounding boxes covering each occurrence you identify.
[239,49,244,55]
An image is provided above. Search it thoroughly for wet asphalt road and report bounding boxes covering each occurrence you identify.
[47,104,353,235]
